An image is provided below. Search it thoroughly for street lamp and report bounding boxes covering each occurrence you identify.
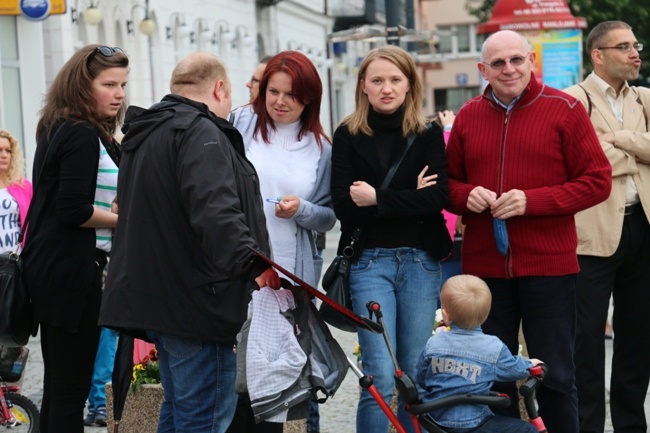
[71,0,102,26]
[127,1,156,36]
[166,12,190,40]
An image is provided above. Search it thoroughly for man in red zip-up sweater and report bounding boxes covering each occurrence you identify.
[446,30,612,433]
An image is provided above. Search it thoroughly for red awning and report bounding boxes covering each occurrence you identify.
[477,0,587,34]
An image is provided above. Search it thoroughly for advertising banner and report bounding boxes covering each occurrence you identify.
[528,28,583,88]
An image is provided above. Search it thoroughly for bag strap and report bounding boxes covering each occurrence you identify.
[631,87,649,131]
[379,124,430,190]
[18,123,65,245]
[345,125,430,255]
[578,84,593,118]
[379,133,416,190]
[342,227,363,258]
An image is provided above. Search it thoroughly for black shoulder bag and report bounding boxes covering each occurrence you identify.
[319,132,419,332]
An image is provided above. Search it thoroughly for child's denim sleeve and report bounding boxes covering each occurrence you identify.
[494,344,534,382]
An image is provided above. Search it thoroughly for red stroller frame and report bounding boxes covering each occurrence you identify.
[356,301,548,433]
[247,249,547,433]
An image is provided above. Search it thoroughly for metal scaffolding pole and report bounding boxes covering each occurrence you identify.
[385,0,400,45]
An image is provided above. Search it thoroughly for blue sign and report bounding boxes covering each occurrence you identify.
[19,0,51,21]
[456,73,468,86]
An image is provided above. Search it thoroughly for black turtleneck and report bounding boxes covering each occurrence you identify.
[367,106,406,178]
[363,105,425,250]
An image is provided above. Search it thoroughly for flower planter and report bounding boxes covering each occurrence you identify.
[106,382,164,433]
[106,382,309,432]
[283,419,307,432]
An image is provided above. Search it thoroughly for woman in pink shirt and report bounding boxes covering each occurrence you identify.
[0,129,32,251]
[438,111,462,285]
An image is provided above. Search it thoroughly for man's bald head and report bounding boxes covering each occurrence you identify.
[170,52,231,98]
[481,30,530,61]
[170,52,232,118]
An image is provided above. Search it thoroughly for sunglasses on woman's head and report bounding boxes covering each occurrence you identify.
[87,46,125,65]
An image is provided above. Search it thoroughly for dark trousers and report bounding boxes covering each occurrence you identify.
[226,394,283,433]
[576,206,650,433]
[482,275,579,433]
[39,261,103,433]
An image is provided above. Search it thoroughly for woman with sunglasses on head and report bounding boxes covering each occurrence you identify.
[21,44,127,433]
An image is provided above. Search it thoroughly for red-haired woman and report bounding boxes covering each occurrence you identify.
[229,50,335,432]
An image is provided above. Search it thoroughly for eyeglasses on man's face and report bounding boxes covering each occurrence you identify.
[482,53,529,70]
[250,76,261,84]
[597,43,643,53]
[87,46,125,65]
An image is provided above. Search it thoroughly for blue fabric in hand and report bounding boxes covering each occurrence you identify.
[493,218,509,256]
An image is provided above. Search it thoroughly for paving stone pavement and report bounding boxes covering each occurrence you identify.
[15,228,642,433]
[15,329,624,433]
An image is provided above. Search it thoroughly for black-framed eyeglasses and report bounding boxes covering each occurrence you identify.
[482,53,530,70]
[87,46,125,65]
[597,43,643,53]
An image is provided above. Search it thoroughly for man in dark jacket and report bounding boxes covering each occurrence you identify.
[99,52,279,433]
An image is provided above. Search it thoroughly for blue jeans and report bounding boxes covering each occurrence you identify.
[440,259,462,308]
[482,275,578,433]
[445,414,537,433]
[147,332,237,433]
[441,259,461,286]
[350,247,441,433]
[307,400,320,432]
[87,327,118,409]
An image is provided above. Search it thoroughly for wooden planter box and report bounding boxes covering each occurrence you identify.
[105,382,307,433]
[106,383,164,433]
[283,419,307,432]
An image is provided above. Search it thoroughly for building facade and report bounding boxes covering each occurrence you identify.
[1,0,496,177]
[326,0,485,121]
[0,0,333,177]
[418,0,484,115]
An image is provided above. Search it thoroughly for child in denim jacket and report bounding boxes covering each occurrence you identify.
[416,275,542,433]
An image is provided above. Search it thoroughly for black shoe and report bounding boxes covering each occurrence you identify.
[83,407,96,426]
[95,406,107,427]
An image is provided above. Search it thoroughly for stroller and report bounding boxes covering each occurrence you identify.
[353,301,548,433]
[249,248,547,433]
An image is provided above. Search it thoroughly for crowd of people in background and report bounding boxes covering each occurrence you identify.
[1,18,647,433]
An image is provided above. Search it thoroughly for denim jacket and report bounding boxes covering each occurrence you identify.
[416,325,533,429]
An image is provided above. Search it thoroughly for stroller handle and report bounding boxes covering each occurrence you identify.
[519,363,548,431]
[366,301,381,319]
[366,301,402,372]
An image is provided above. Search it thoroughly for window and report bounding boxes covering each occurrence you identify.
[457,24,470,53]
[435,24,481,55]
[0,17,25,149]
[437,25,452,54]
[434,87,480,113]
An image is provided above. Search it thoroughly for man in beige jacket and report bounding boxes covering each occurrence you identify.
[565,21,650,433]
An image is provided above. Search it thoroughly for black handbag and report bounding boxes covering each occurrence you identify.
[0,252,32,346]
[318,229,360,332]
[0,125,62,346]
[319,131,420,332]
[448,231,463,261]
